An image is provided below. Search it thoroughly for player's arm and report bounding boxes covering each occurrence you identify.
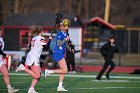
[57,39,68,47]
[0,42,6,56]
[57,33,69,47]
[0,50,6,56]
[0,45,6,56]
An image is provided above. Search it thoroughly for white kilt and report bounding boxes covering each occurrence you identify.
[25,52,40,66]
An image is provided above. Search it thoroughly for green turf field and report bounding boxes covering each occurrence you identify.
[0,72,140,93]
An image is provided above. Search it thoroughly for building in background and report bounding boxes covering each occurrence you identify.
[84,17,115,53]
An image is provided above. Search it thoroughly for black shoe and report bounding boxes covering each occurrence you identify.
[96,77,101,80]
[106,74,110,80]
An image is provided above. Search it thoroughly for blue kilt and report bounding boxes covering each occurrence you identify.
[53,53,64,62]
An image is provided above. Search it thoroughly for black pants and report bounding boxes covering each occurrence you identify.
[96,57,115,79]
[66,58,75,72]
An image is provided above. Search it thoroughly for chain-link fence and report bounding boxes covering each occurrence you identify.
[115,30,140,54]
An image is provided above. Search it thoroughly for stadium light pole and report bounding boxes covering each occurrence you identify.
[104,0,111,22]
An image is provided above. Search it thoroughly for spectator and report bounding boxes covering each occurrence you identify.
[96,36,118,80]
[66,41,76,74]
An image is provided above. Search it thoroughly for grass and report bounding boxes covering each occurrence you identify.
[0,72,140,93]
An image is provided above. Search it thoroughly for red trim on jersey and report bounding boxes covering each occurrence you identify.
[40,40,46,43]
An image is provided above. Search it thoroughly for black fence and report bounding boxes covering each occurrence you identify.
[84,28,140,54]
[115,30,140,54]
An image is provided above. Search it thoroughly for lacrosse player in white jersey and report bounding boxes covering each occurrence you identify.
[0,30,19,93]
[16,26,52,93]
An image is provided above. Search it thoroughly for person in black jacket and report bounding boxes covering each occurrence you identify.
[66,41,76,74]
[96,36,118,80]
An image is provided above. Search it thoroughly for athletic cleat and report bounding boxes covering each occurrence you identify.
[96,77,101,80]
[8,87,19,93]
[57,86,68,91]
[72,71,76,74]
[28,88,38,93]
[44,69,50,78]
[15,64,25,72]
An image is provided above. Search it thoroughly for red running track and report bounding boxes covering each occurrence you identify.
[76,65,140,73]
[42,65,140,73]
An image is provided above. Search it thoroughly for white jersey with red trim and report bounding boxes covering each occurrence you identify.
[0,37,4,50]
[30,35,46,55]
[25,35,46,66]
[0,37,5,67]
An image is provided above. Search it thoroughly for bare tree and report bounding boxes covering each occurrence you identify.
[1,0,140,26]
[84,0,89,18]
[14,0,19,13]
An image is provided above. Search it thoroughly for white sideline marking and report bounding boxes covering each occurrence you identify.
[0,89,27,91]
[1,73,140,79]
[0,88,43,91]
[49,74,140,79]
[71,87,140,90]
[0,87,140,91]
[10,80,140,84]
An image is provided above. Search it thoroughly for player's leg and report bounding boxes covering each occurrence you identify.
[0,64,19,93]
[57,59,68,91]
[45,53,67,75]
[55,58,68,73]
[44,58,68,91]
[0,64,11,87]
[45,58,68,76]
[16,63,38,79]
[16,54,39,79]
[28,64,41,93]
[25,64,41,79]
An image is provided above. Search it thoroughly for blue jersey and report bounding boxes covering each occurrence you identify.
[54,31,67,54]
[53,31,67,62]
